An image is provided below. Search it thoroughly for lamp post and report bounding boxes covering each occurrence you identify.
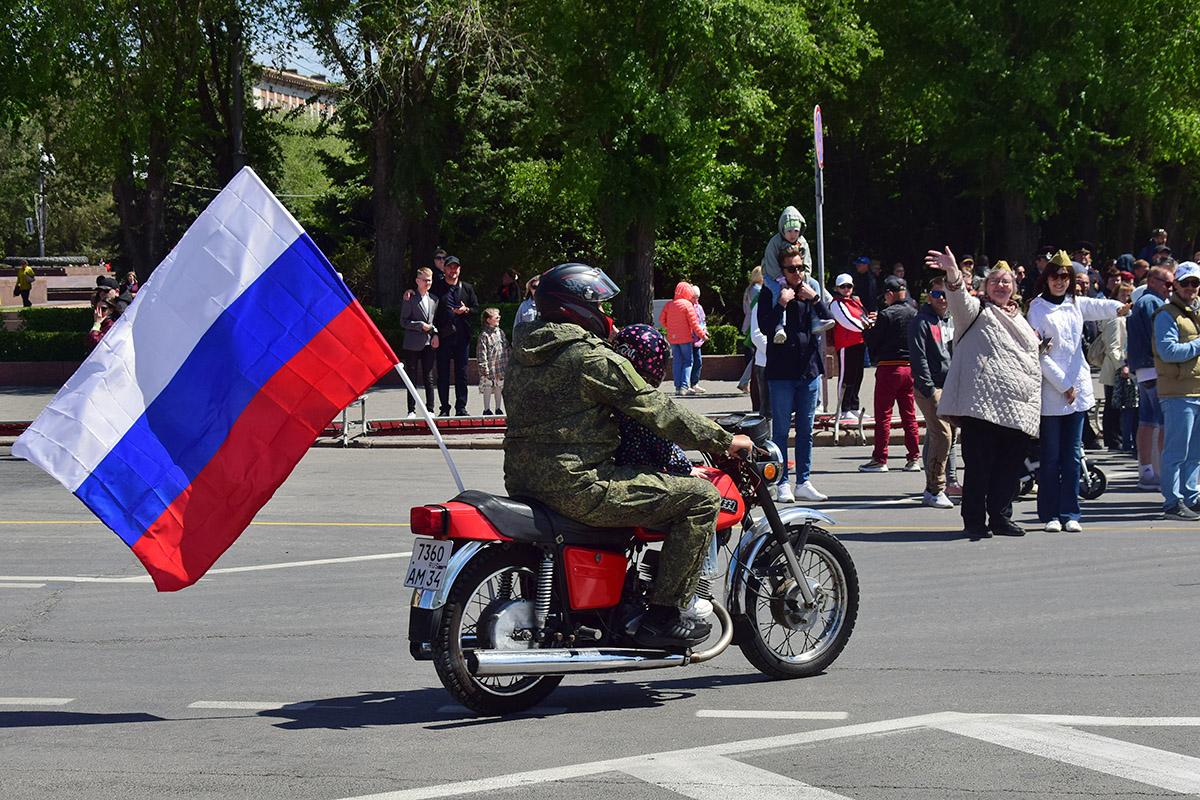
[36,146,55,258]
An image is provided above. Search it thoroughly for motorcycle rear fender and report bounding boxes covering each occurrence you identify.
[411,541,488,612]
[726,507,837,617]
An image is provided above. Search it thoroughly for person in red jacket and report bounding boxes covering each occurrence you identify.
[659,281,708,395]
[829,272,868,421]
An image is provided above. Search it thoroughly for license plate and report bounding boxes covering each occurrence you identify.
[404,539,452,590]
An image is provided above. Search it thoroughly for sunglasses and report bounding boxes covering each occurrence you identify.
[434,255,446,261]
[930,290,946,299]
[782,265,804,273]
[1049,272,1073,280]
[1179,279,1200,288]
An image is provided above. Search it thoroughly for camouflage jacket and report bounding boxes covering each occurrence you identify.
[503,321,734,512]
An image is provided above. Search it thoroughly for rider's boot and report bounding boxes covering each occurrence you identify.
[634,604,712,648]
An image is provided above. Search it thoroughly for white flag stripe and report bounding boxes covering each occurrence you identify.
[935,715,1200,794]
[623,754,852,800]
[13,168,301,492]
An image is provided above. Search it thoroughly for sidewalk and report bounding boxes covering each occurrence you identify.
[0,370,911,451]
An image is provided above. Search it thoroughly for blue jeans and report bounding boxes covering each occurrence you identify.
[1037,411,1085,523]
[1159,397,1200,510]
[690,345,703,386]
[769,377,820,485]
[670,343,692,391]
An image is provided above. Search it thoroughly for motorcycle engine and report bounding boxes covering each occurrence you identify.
[483,600,538,650]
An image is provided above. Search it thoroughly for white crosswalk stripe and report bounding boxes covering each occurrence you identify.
[331,712,1200,800]
[623,753,852,800]
[933,714,1200,795]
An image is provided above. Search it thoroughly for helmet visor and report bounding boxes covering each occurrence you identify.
[562,270,620,303]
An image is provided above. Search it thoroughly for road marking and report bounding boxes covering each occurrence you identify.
[1026,714,1200,726]
[0,582,45,588]
[333,712,959,799]
[623,753,851,799]
[934,714,1200,795]
[696,710,848,720]
[202,552,410,575]
[0,552,411,585]
[0,697,73,705]
[332,712,1200,800]
[189,701,315,711]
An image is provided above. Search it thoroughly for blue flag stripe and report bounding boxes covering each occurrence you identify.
[74,234,352,545]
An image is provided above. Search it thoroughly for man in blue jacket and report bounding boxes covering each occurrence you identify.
[758,245,830,503]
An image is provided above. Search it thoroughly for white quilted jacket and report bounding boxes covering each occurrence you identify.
[938,284,1043,437]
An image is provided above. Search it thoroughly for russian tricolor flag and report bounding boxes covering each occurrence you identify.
[14,168,398,591]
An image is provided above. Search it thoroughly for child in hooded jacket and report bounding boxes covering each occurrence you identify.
[659,281,708,394]
[613,324,693,475]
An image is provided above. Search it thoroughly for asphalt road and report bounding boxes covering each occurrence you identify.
[2,441,1199,799]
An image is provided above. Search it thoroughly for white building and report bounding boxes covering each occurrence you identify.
[252,67,338,119]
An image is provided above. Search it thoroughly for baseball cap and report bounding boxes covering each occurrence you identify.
[835,272,854,287]
[853,256,870,265]
[444,255,461,266]
[1174,262,1200,282]
[882,275,906,293]
[1155,244,1172,254]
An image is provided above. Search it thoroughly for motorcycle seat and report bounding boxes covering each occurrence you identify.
[449,490,665,548]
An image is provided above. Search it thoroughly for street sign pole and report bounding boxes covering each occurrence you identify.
[814,105,828,411]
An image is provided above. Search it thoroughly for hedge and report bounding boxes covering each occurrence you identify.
[0,330,89,361]
[18,307,94,332]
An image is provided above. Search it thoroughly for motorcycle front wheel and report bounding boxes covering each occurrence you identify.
[431,546,563,715]
[739,526,859,679]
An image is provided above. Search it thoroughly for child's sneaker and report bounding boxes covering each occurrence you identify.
[773,326,787,344]
[811,317,835,335]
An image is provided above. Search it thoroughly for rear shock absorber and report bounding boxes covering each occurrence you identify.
[533,553,555,633]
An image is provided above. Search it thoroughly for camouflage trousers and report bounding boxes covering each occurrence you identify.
[539,467,721,609]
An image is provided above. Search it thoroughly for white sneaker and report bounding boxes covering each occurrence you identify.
[681,595,714,622]
[1063,519,1083,533]
[690,385,707,393]
[811,318,836,335]
[773,327,787,344]
[923,490,953,509]
[793,480,827,502]
[1044,519,1062,533]
[775,482,795,503]
[839,410,858,422]
[406,411,417,419]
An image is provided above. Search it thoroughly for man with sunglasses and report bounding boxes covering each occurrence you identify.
[1128,264,1173,490]
[909,275,956,508]
[1151,262,1200,520]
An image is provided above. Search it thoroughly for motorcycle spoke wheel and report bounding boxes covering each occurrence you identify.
[432,547,562,715]
[739,527,858,679]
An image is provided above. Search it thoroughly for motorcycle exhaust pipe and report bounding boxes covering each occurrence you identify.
[470,601,735,676]
[471,647,686,676]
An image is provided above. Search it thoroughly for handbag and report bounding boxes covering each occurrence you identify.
[1086,335,1107,369]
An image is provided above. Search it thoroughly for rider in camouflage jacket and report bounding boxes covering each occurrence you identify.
[504,318,734,612]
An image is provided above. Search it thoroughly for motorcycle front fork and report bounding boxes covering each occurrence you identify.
[751,476,817,609]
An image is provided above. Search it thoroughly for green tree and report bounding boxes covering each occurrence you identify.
[523,0,874,324]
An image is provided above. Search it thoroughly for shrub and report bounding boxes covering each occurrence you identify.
[706,323,741,355]
[18,307,93,332]
[0,330,89,361]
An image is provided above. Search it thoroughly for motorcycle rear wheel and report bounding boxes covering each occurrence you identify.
[432,546,563,715]
[739,526,859,679]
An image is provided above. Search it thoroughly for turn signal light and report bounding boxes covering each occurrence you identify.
[762,463,778,481]
[410,505,448,538]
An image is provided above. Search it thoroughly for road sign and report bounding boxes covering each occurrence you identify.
[814,105,824,169]
[25,217,34,235]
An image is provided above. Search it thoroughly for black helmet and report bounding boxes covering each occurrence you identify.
[535,262,619,338]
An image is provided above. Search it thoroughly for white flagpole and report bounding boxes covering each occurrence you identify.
[393,362,466,494]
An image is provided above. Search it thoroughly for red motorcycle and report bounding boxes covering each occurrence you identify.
[406,412,859,715]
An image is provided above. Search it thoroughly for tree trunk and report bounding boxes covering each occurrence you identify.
[628,212,655,325]
[372,111,407,309]
[1001,190,1039,264]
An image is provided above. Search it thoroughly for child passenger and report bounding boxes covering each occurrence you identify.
[612,324,693,475]
[476,307,510,415]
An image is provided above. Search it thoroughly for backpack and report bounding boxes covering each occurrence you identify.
[1086,333,1106,369]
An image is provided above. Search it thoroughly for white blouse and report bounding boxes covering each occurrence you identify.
[1026,295,1124,416]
